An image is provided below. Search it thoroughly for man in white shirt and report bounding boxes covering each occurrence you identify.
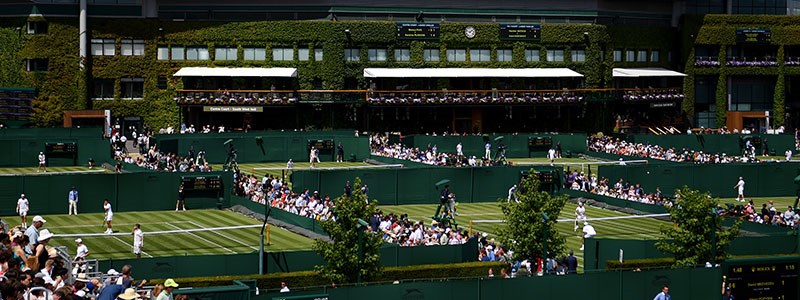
[507,185,518,202]
[456,142,463,156]
[286,159,294,170]
[75,238,90,261]
[786,149,793,161]
[734,177,745,202]
[575,202,587,231]
[484,142,491,160]
[280,281,290,293]
[37,152,46,172]
[16,193,29,228]
[68,186,79,215]
[132,223,144,258]
[580,222,596,251]
[103,199,114,234]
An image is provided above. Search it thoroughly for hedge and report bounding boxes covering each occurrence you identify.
[147,261,508,290]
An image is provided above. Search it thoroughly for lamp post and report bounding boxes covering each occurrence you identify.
[259,206,272,275]
[356,218,369,286]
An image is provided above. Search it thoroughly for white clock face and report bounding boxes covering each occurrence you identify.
[465,26,476,39]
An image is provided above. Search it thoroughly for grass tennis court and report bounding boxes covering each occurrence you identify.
[0,166,108,175]
[5,209,315,260]
[509,157,606,175]
[379,201,669,269]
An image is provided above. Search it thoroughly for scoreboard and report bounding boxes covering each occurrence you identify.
[45,142,78,165]
[726,260,798,300]
[500,24,541,41]
[396,23,440,40]
[736,29,771,44]
[528,136,553,150]
[308,139,335,151]
[181,176,223,192]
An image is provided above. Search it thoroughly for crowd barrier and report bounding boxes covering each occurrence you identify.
[597,163,799,198]
[156,131,369,164]
[291,166,563,205]
[0,172,231,216]
[584,234,798,272]
[0,128,109,167]
[233,196,327,237]
[261,267,720,300]
[402,133,586,158]
[563,190,668,214]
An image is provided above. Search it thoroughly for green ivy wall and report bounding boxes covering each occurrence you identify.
[3,18,675,129]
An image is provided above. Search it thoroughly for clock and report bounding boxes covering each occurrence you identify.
[464,26,476,39]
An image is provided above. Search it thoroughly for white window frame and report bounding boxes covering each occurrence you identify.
[470,49,491,62]
[215,47,237,61]
[394,49,410,62]
[344,48,360,62]
[121,39,144,56]
[368,49,387,62]
[243,47,266,61]
[446,49,467,62]
[424,49,440,62]
[91,39,116,56]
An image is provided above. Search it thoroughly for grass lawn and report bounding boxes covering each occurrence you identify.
[0,166,108,175]
[509,157,605,175]
[5,209,315,260]
[379,202,669,270]
[718,196,798,210]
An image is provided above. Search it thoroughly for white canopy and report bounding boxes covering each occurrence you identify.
[612,68,686,78]
[173,67,298,77]
[363,68,583,78]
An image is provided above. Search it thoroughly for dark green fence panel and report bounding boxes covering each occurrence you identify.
[265,250,326,274]
[405,133,586,159]
[367,155,429,168]
[175,283,250,300]
[631,134,795,156]
[329,280,477,300]
[99,253,260,279]
[563,190,668,214]
[0,128,110,167]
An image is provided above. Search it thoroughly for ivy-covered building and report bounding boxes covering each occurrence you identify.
[1,0,800,133]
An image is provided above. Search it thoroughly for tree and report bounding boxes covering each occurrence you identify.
[313,177,383,283]
[656,187,741,268]
[497,171,568,261]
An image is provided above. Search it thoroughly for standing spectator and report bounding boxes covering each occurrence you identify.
[68,187,79,215]
[653,285,671,300]
[580,221,596,251]
[786,149,793,161]
[25,215,46,251]
[286,159,294,170]
[548,148,556,166]
[156,279,179,300]
[734,177,746,202]
[309,146,318,168]
[336,143,344,163]
[37,152,46,173]
[556,141,563,158]
[566,250,578,274]
[88,157,95,169]
[75,238,89,262]
[280,281,290,293]
[456,142,463,156]
[103,199,114,234]
[763,139,770,157]
[175,183,186,212]
[344,181,352,197]
[17,194,29,228]
[484,142,491,160]
[32,229,53,272]
[132,224,143,259]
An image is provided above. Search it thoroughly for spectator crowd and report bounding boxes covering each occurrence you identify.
[722,199,800,230]
[369,133,499,167]
[588,136,760,164]
[565,171,673,206]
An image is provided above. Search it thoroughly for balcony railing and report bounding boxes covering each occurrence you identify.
[174,90,368,105]
[366,89,586,105]
[785,57,800,66]
[620,88,684,102]
[725,56,778,67]
[694,56,720,67]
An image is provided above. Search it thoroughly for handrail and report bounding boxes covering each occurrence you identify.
[176,87,683,94]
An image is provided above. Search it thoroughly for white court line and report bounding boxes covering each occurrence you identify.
[111,235,152,258]
[54,224,262,238]
[471,213,670,223]
[188,221,259,251]
[48,221,191,230]
[254,164,403,171]
[165,223,237,254]
[0,170,106,176]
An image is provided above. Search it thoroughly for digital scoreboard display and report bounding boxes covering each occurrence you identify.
[528,136,553,149]
[308,139,335,151]
[500,24,541,41]
[726,261,798,300]
[736,29,771,44]
[181,176,223,192]
[45,143,77,155]
[396,23,440,40]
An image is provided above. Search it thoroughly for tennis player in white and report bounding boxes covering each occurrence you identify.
[575,202,587,231]
[132,223,144,258]
[103,199,114,234]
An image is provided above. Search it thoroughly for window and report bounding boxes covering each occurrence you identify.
[368,49,387,62]
[171,46,185,61]
[314,49,323,61]
[298,48,310,61]
[637,50,647,62]
[27,21,47,34]
[91,39,115,56]
[121,39,144,56]
[273,48,293,61]
[613,50,623,62]
[344,48,360,62]
[424,49,440,62]
[525,49,540,62]
[121,78,144,100]
[571,49,586,62]
[651,50,660,62]
[497,49,513,62]
[157,76,168,90]
[186,47,208,61]
[215,47,237,61]
[546,49,564,62]
[243,47,266,61]
[26,59,48,72]
[446,49,467,62]
[394,49,410,62]
[470,49,491,62]
[92,78,115,100]
[626,50,635,62]
[157,46,169,60]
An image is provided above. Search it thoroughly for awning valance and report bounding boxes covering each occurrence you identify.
[363,68,583,78]
[612,68,686,78]
[173,67,298,77]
